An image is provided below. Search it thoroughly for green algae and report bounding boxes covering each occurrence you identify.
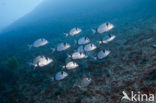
[3,56,19,72]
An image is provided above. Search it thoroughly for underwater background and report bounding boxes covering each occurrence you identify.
[0,0,156,102]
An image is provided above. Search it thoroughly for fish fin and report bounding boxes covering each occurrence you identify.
[33,66,37,70]
[99,41,103,44]
[93,56,97,60]
[27,62,36,69]
[27,62,34,66]
[28,44,32,49]
[74,40,77,45]
[91,29,96,34]
[64,33,69,37]
[67,54,71,58]
[50,76,55,81]
[51,48,56,53]
[62,66,66,69]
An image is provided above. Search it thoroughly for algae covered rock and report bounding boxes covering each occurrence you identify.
[3,56,19,72]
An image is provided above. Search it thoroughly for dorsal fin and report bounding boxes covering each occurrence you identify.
[61,71,63,75]
[106,22,109,27]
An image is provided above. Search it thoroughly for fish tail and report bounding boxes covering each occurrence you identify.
[33,66,36,70]
[62,66,66,69]
[28,44,32,49]
[64,33,69,37]
[67,54,71,58]
[50,76,55,81]
[27,62,33,66]
[27,62,36,69]
[74,40,77,45]
[51,48,55,53]
[91,28,96,34]
[99,41,103,44]
[93,56,97,60]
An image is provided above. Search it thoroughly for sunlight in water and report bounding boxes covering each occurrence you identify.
[0,0,43,30]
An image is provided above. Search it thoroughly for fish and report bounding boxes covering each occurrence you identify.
[76,37,90,45]
[65,28,82,36]
[30,56,53,69]
[84,43,97,52]
[99,34,116,44]
[92,22,114,34]
[96,50,111,59]
[51,43,70,52]
[79,77,92,88]
[55,71,68,81]
[63,61,79,70]
[28,38,48,48]
[68,52,88,59]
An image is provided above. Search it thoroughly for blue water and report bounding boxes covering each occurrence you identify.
[0,0,156,102]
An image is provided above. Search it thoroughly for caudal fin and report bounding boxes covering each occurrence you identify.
[27,62,33,66]
[74,40,78,45]
[28,44,32,49]
[51,48,56,53]
[62,66,66,69]
[67,54,71,58]
[27,62,36,69]
[33,66,37,70]
[99,41,103,44]
[93,56,97,60]
[64,33,69,37]
[91,29,96,34]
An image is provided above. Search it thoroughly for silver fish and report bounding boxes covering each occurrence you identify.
[99,34,116,44]
[57,43,70,51]
[68,52,88,59]
[77,37,90,45]
[92,22,114,34]
[97,50,110,59]
[28,38,48,48]
[65,27,82,36]
[31,56,53,68]
[55,71,68,81]
[80,77,92,88]
[51,43,70,52]
[84,43,97,52]
[63,61,79,70]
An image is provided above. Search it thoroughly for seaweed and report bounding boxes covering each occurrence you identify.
[3,56,19,72]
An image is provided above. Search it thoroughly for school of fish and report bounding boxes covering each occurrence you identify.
[28,22,115,87]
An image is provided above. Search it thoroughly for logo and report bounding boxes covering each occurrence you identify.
[121,91,155,102]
